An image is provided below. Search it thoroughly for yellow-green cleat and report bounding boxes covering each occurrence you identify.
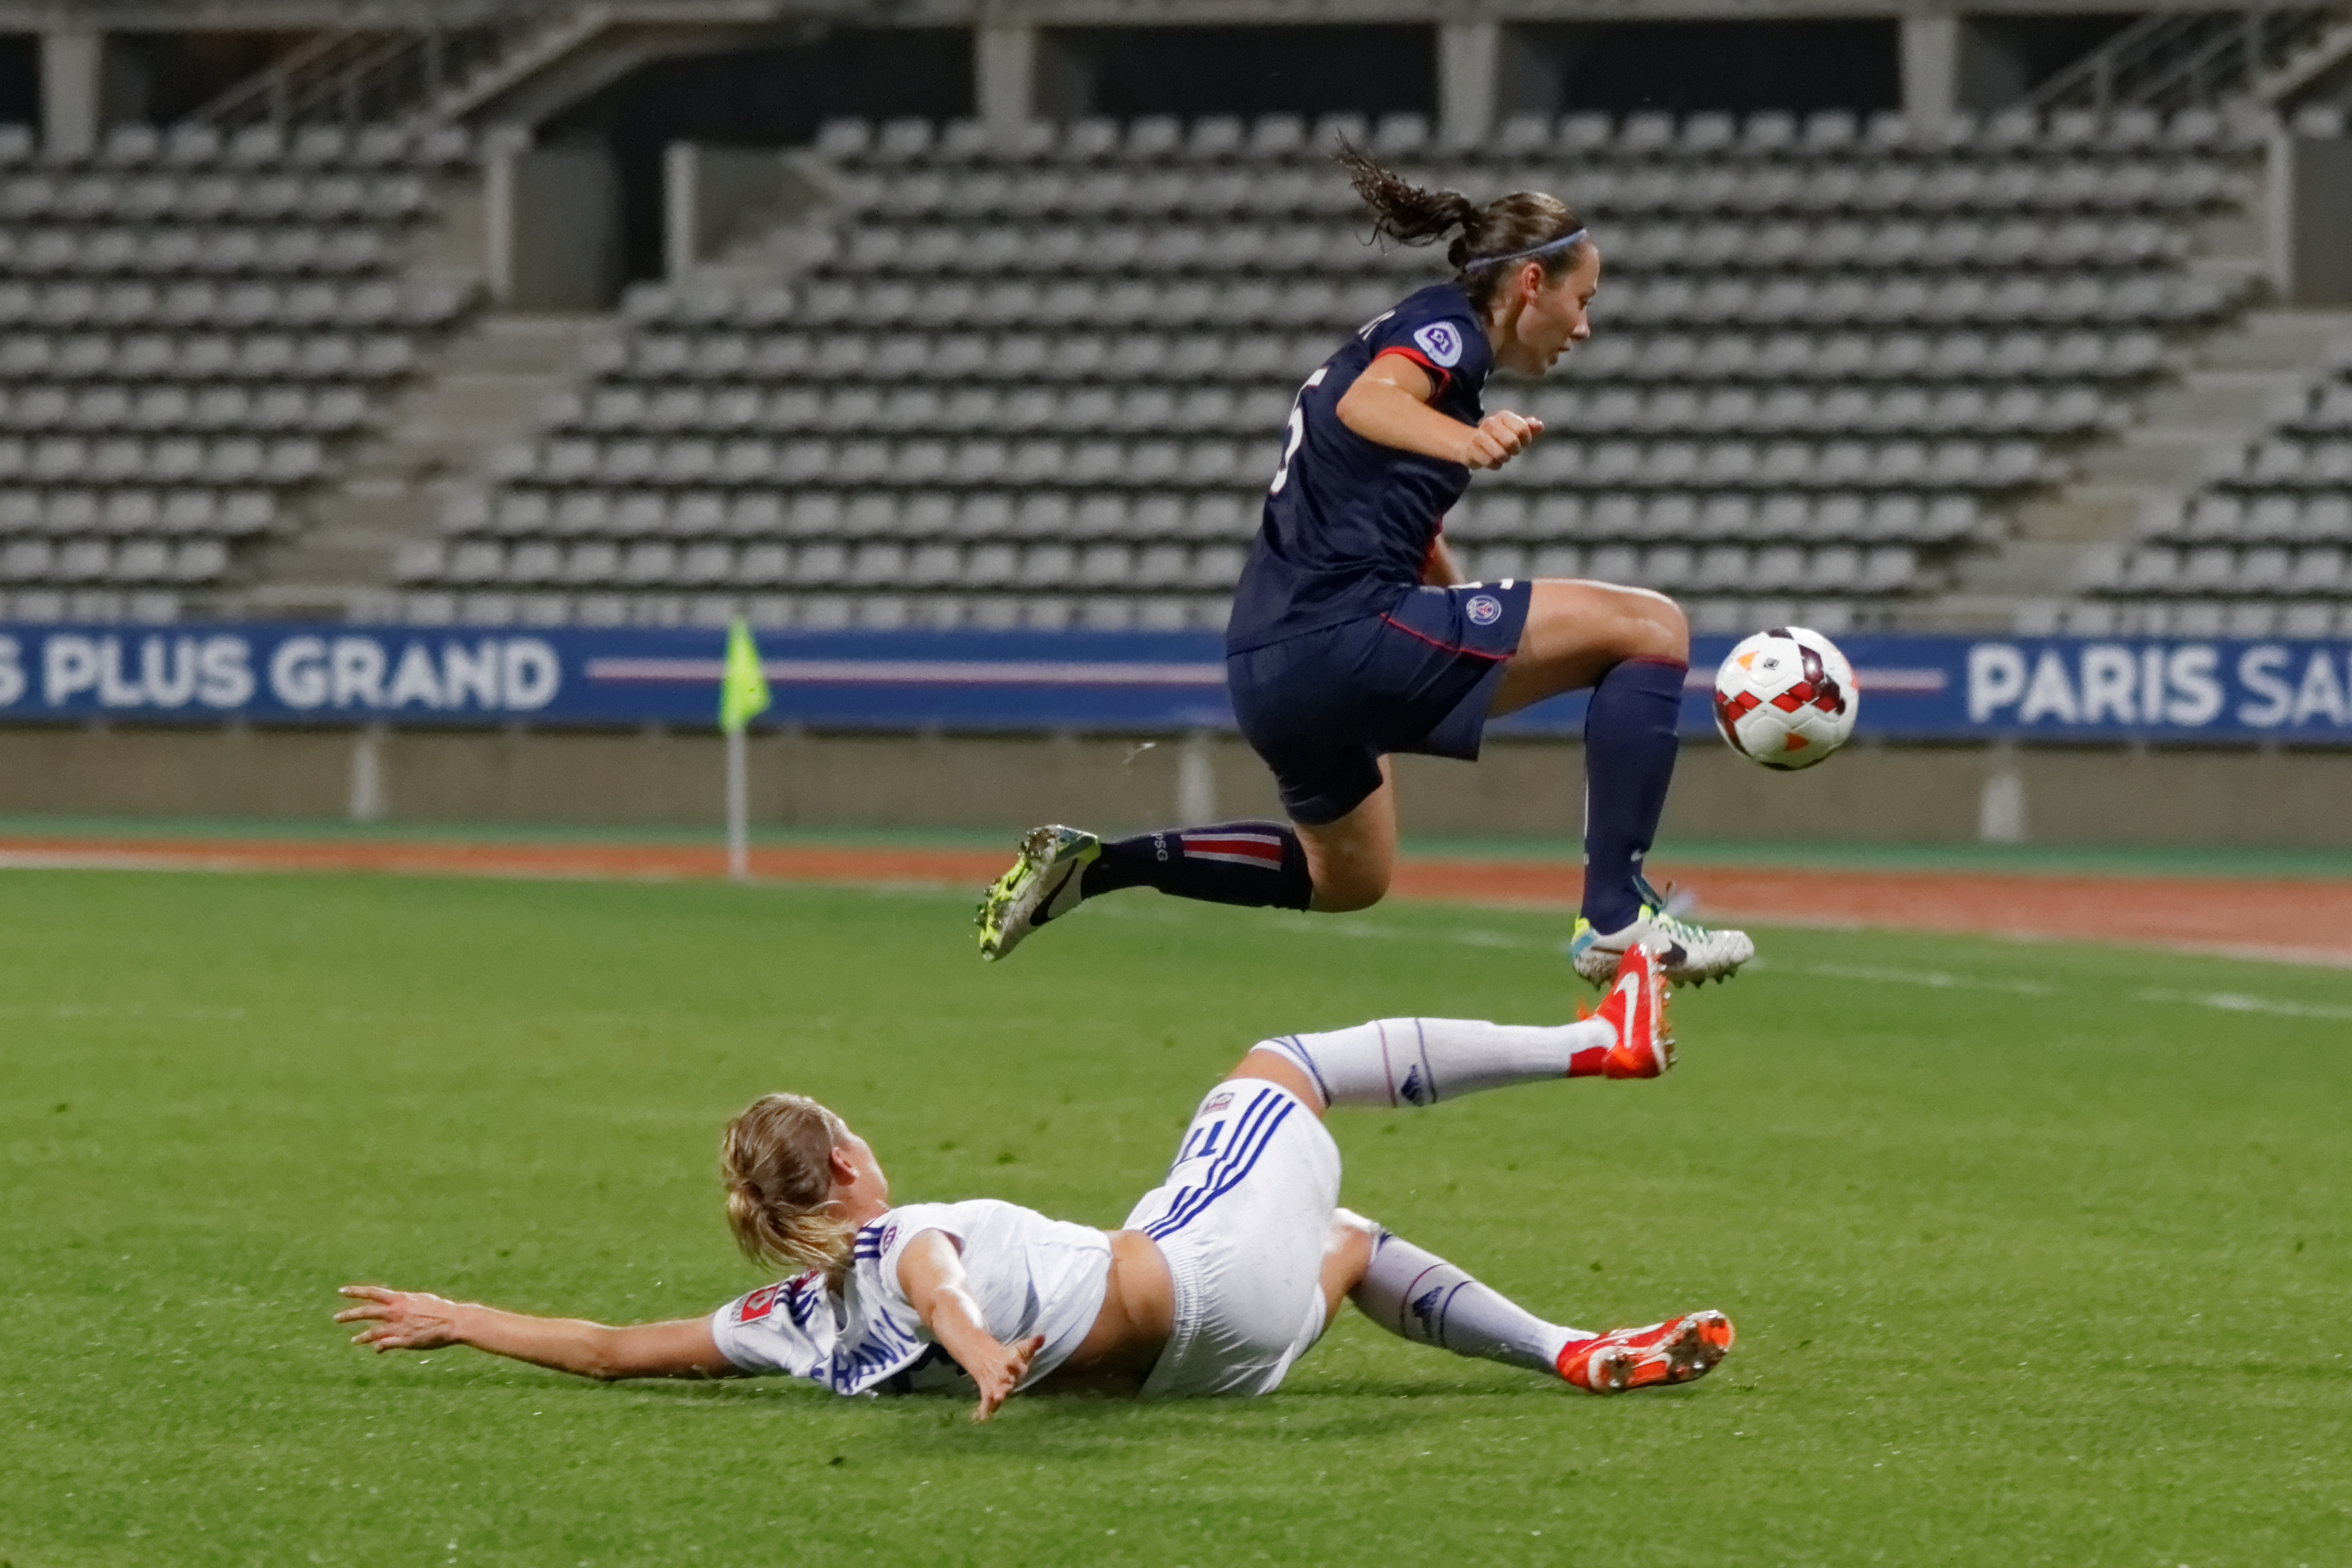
[975,825,1101,962]
[1567,876,1754,989]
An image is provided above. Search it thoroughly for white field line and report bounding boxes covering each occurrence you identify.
[0,849,304,875]
[1390,898,2352,972]
[0,846,986,894]
[2118,938,2352,972]
[6,905,2347,1027]
[1195,906,2352,1016]
[0,846,941,890]
[9,843,2352,975]
[1772,959,2058,996]
[0,848,670,881]
[2133,988,2352,1022]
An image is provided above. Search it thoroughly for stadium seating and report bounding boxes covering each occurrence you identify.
[414,104,2264,633]
[2075,329,2352,636]
[0,121,476,621]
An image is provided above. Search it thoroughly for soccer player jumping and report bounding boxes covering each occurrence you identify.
[975,146,1752,986]
[336,946,1732,1413]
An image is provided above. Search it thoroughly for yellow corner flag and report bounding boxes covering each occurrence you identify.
[719,617,771,734]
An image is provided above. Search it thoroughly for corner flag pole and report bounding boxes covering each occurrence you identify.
[726,726,748,882]
[718,618,772,883]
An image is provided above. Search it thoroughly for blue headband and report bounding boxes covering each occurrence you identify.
[1461,227,1589,270]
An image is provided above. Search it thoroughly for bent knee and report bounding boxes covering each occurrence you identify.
[1325,1209,1381,1274]
[1632,594,1691,663]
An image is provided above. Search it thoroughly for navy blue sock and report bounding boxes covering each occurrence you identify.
[1079,822,1314,910]
[1581,655,1688,932]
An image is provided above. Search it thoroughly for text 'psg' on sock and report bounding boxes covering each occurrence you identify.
[1582,655,1688,934]
[1260,1016,1612,1109]
[1352,1228,1582,1376]
[1077,822,1314,911]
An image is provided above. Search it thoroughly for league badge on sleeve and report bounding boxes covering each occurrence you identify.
[1412,321,1465,367]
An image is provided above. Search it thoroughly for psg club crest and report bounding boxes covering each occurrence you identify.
[1467,594,1502,626]
[1412,322,1465,366]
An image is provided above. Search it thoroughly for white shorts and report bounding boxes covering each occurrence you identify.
[1121,1078,1342,1399]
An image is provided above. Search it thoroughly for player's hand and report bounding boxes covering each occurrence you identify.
[1459,411,1542,470]
[967,1333,1045,1422]
[336,1285,468,1352]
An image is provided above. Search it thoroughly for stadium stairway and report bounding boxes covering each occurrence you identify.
[196,3,821,139]
[2003,306,2352,626]
[679,154,845,293]
[256,312,615,621]
[1938,168,2352,631]
[226,154,619,621]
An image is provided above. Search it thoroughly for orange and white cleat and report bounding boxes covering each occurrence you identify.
[1587,939,1674,1079]
[1556,1310,1735,1394]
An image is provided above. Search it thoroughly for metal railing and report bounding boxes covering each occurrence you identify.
[184,5,582,131]
[2024,7,2346,114]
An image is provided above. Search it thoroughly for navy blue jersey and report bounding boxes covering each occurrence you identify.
[1225,282,1493,654]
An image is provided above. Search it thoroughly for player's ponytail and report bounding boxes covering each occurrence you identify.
[721,1092,857,1278]
[1336,140,1590,314]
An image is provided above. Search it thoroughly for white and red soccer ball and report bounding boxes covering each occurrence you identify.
[1712,627,1859,770]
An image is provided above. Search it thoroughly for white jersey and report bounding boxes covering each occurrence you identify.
[708,1198,1112,1397]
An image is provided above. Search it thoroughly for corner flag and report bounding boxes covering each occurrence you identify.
[720,618,771,734]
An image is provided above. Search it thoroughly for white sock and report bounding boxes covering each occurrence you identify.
[1352,1227,1585,1376]
[1259,1016,1612,1108]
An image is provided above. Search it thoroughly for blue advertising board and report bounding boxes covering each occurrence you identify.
[0,621,2349,744]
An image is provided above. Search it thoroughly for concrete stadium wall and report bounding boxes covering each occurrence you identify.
[2,723,2348,847]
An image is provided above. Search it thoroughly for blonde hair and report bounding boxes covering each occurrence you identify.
[720,1092,855,1277]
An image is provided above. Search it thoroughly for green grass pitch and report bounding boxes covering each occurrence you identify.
[2,868,2348,1566]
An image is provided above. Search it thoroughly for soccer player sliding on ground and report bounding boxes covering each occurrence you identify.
[338,947,1731,1414]
[977,146,1752,988]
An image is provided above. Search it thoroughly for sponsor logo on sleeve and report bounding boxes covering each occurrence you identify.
[1412,322,1465,368]
[739,1283,783,1323]
[1467,594,1502,626]
[1203,1090,1235,1114]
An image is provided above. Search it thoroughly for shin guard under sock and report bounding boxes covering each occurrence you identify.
[1353,1227,1582,1376]
[1078,822,1314,910]
[1260,1016,1612,1108]
[1582,655,1688,933]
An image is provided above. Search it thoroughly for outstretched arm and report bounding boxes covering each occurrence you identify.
[336,1285,737,1381]
[1335,355,1540,471]
[895,1231,1043,1422]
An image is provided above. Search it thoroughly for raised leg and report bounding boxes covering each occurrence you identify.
[1242,1014,1616,1111]
[1488,578,1690,936]
[1226,946,1672,1113]
[975,765,1399,960]
[1480,578,1754,985]
[1486,577,1688,717]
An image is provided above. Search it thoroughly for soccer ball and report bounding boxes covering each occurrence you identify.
[1712,627,1858,770]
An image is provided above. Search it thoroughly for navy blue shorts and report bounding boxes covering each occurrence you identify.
[1227,579,1533,826]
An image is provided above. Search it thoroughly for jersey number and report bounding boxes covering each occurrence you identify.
[1268,367,1329,495]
